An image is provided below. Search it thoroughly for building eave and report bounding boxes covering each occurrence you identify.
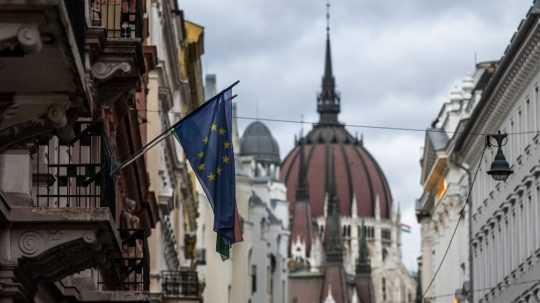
[455,5,540,157]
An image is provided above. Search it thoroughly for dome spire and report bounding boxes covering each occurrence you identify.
[295,134,309,201]
[324,149,344,263]
[318,0,341,125]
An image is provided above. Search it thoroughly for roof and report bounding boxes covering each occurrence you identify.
[426,129,449,151]
[455,2,540,152]
[321,265,349,303]
[281,127,393,220]
[240,121,280,164]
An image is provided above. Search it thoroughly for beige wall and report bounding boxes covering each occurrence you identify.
[197,174,251,303]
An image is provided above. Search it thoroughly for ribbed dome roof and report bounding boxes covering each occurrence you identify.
[240,121,280,164]
[281,125,393,219]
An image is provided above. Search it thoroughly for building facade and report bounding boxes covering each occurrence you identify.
[195,75,251,303]
[0,1,208,302]
[0,0,159,301]
[416,62,496,303]
[144,1,204,302]
[238,121,290,303]
[282,19,415,303]
[453,2,540,302]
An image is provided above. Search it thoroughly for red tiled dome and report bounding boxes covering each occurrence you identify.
[281,125,393,219]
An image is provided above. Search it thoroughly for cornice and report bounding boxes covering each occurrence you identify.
[461,20,540,164]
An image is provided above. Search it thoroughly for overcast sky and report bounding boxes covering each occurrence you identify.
[181,0,532,270]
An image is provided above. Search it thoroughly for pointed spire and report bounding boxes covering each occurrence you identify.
[356,221,371,274]
[324,149,344,263]
[317,0,341,125]
[295,134,309,201]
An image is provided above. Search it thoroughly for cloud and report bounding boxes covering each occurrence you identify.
[181,0,532,271]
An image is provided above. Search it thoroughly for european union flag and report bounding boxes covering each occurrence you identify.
[173,85,242,259]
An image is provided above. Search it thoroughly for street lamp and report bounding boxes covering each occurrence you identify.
[486,131,513,182]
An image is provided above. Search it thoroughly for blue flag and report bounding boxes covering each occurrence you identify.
[173,86,241,259]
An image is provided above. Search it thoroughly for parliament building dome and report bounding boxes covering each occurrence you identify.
[280,26,392,220]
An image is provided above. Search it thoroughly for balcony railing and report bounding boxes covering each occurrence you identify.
[90,0,144,39]
[98,228,149,291]
[161,269,200,298]
[117,228,149,291]
[31,121,115,216]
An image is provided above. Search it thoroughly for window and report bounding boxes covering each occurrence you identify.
[251,265,257,293]
[267,265,272,295]
[342,225,351,238]
[260,219,266,240]
[359,225,375,240]
[382,278,387,301]
[382,228,391,244]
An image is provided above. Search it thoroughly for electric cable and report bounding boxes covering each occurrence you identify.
[427,278,540,299]
[135,107,540,137]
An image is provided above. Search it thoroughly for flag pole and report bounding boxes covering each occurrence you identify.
[112,81,240,175]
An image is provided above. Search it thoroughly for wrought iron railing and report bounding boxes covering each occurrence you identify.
[90,0,144,39]
[98,228,149,291]
[31,121,115,216]
[118,228,149,291]
[161,269,200,298]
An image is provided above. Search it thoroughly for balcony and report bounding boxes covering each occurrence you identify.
[161,269,202,302]
[0,121,129,298]
[88,0,147,106]
[0,0,149,149]
[0,1,89,149]
[32,121,115,213]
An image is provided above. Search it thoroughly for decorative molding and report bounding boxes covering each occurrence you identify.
[0,23,42,56]
[461,22,540,165]
[91,61,132,80]
[18,231,43,257]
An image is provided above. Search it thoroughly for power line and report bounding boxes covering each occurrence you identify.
[134,107,540,137]
[421,145,487,303]
[427,278,540,299]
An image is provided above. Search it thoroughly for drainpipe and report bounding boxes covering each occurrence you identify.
[450,153,473,303]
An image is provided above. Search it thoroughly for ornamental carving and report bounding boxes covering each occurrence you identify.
[91,62,132,80]
[18,231,43,256]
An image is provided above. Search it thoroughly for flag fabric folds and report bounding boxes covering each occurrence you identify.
[173,87,242,259]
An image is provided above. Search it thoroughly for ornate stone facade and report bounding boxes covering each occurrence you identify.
[416,62,497,303]
[453,2,540,302]
[0,1,199,302]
